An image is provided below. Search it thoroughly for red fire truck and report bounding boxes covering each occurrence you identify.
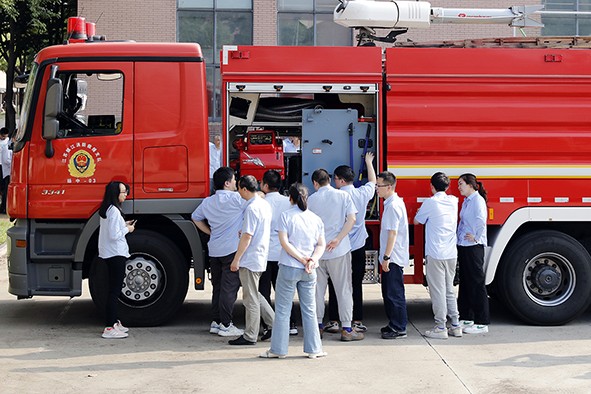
[7,1,591,326]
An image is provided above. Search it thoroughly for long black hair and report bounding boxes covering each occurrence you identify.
[288,183,309,211]
[459,173,488,204]
[99,181,126,219]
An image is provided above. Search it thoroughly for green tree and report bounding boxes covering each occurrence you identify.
[0,0,76,132]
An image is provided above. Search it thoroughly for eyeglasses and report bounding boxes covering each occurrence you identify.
[375,184,390,189]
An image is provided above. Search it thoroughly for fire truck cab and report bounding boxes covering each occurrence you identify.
[7,29,210,326]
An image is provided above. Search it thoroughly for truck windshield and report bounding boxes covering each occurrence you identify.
[15,62,39,142]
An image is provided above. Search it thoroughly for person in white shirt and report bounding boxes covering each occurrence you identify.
[282,137,300,153]
[376,171,409,339]
[98,181,135,339]
[260,183,327,359]
[324,151,376,334]
[414,172,461,339]
[228,175,275,345]
[0,128,10,214]
[209,135,222,194]
[258,170,297,335]
[457,173,490,334]
[192,167,246,337]
[308,169,363,341]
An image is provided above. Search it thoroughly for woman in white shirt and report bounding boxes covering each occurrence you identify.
[260,183,327,359]
[457,173,490,334]
[98,181,135,339]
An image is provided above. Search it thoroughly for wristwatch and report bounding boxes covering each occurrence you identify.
[383,255,390,261]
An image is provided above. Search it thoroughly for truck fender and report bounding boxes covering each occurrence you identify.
[74,211,100,263]
[485,206,591,284]
[163,214,206,290]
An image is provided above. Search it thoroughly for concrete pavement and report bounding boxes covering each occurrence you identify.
[1,251,590,394]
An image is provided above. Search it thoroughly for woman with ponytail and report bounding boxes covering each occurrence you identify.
[260,183,327,359]
[457,173,490,334]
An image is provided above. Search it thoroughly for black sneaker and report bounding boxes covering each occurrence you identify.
[289,323,298,336]
[381,325,395,334]
[228,335,256,345]
[260,328,272,341]
[381,330,407,340]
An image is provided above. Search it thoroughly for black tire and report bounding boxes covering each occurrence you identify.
[89,230,189,326]
[498,230,591,325]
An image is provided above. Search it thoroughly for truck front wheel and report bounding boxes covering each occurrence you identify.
[498,230,591,325]
[89,230,189,326]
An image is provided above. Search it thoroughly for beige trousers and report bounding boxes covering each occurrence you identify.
[239,267,275,342]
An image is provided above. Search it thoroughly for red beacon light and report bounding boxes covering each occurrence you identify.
[86,22,96,37]
[66,18,104,44]
[67,17,87,43]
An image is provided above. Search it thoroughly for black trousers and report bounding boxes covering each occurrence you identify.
[1,175,9,214]
[210,253,241,326]
[328,246,365,322]
[259,261,297,325]
[457,245,490,325]
[105,255,127,327]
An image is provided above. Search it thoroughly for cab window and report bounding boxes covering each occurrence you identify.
[56,71,124,138]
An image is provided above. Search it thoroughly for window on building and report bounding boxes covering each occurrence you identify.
[278,0,353,46]
[178,0,253,121]
[541,0,591,36]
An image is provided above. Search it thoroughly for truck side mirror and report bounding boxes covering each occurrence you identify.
[43,77,63,158]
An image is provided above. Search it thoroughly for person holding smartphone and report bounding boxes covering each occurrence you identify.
[98,181,135,339]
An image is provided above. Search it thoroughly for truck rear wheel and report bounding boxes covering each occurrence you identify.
[89,230,189,326]
[498,230,591,325]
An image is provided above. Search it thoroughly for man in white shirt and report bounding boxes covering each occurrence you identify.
[325,152,376,333]
[282,137,300,153]
[308,169,363,341]
[209,135,222,194]
[192,167,245,337]
[414,172,461,339]
[229,175,275,345]
[258,170,296,335]
[376,171,409,339]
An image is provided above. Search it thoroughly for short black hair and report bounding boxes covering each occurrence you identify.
[430,172,450,192]
[0,127,8,136]
[333,165,355,184]
[213,167,235,191]
[312,168,330,186]
[377,171,396,187]
[262,170,281,191]
[239,175,258,192]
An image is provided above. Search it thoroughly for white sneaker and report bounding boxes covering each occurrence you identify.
[448,325,463,337]
[102,326,128,339]
[210,321,221,334]
[307,351,328,359]
[464,324,488,334]
[259,350,286,359]
[425,326,448,339]
[289,323,298,335]
[459,320,474,332]
[114,320,129,333]
[217,323,244,337]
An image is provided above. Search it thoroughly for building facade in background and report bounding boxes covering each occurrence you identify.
[78,0,590,131]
